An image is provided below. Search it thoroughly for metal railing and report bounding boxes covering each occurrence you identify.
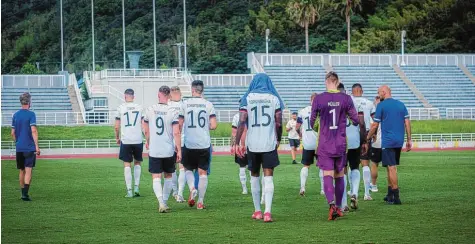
[1,112,114,125]
[259,54,324,66]
[446,108,475,120]
[408,108,440,120]
[397,55,458,66]
[329,54,392,66]
[251,52,265,73]
[462,55,475,66]
[92,97,108,109]
[1,75,66,88]
[68,74,86,122]
[91,69,179,79]
[194,74,253,86]
[91,85,125,102]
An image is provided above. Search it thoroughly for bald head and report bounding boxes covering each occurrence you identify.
[378,85,392,101]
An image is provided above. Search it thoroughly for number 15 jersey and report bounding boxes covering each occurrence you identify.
[182,97,216,149]
[240,93,282,153]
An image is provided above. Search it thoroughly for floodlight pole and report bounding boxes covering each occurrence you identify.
[401,30,406,66]
[183,0,188,73]
[153,0,157,70]
[91,0,95,71]
[60,0,64,71]
[122,0,126,69]
[265,29,270,66]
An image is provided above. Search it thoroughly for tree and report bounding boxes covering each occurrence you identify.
[20,63,43,74]
[286,0,325,53]
[333,0,362,53]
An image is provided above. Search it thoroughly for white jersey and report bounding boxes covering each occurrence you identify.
[115,102,143,144]
[182,97,216,149]
[346,97,363,149]
[372,125,382,148]
[168,100,185,147]
[144,103,179,158]
[232,113,240,128]
[297,106,317,150]
[286,119,300,139]
[352,96,375,131]
[241,93,282,153]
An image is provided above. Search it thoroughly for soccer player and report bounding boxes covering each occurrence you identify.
[115,89,144,198]
[143,86,181,213]
[370,96,382,193]
[296,93,324,196]
[309,72,362,220]
[350,83,375,202]
[235,73,284,223]
[286,112,300,164]
[367,85,412,205]
[11,93,40,201]
[231,112,248,194]
[168,86,186,203]
[182,80,217,210]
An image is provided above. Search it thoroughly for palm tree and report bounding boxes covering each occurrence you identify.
[334,0,362,54]
[286,0,325,53]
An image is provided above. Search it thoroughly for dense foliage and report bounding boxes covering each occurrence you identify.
[2,0,474,74]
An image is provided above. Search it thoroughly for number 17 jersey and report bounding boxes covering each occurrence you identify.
[115,102,143,144]
[240,93,282,153]
[182,97,216,149]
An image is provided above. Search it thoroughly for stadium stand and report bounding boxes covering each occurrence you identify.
[205,86,248,110]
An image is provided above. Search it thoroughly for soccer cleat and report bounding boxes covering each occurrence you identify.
[263,212,273,222]
[252,211,263,220]
[347,190,351,196]
[364,195,373,201]
[197,202,206,210]
[299,188,305,196]
[393,198,402,205]
[383,195,388,202]
[328,205,341,221]
[242,189,248,195]
[175,195,185,203]
[350,195,358,210]
[370,184,379,192]
[159,205,171,213]
[188,189,197,207]
[125,190,133,198]
[21,196,31,201]
[292,160,297,164]
[341,206,350,213]
[134,186,140,197]
[320,190,325,195]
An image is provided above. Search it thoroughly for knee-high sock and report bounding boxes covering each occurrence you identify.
[264,176,274,213]
[300,167,309,190]
[347,172,352,193]
[250,176,261,212]
[198,175,208,204]
[323,175,335,204]
[341,176,348,208]
[335,177,345,207]
[185,170,195,191]
[134,165,141,187]
[163,178,173,205]
[260,175,265,203]
[171,172,178,194]
[319,169,324,192]
[152,178,164,205]
[194,170,199,189]
[239,167,247,191]
[178,168,185,197]
[124,166,132,191]
[363,166,371,196]
[350,169,361,197]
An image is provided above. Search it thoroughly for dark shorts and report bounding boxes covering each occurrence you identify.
[119,143,143,162]
[183,147,210,171]
[235,154,248,168]
[347,148,361,170]
[370,147,382,163]
[149,156,176,174]
[16,152,36,169]
[289,139,300,148]
[247,149,280,174]
[382,148,402,167]
[317,155,347,173]
[301,149,317,166]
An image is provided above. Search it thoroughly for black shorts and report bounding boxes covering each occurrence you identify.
[382,148,402,167]
[370,147,382,163]
[16,152,36,169]
[149,156,176,174]
[301,149,317,166]
[119,143,143,162]
[347,148,361,170]
[360,140,371,160]
[235,154,248,168]
[182,147,210,171]
[289,139,300,148]
[247,149,280,174]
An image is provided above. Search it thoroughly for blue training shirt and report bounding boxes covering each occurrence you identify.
[12,109,37,152]
[374,98,409,148]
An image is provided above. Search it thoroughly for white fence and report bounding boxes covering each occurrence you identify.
[194,74,253,86]
[408,108,440,120]
[1,75,66,88]
[398,55,458,66]
[251,52,265,73]
[260,54,324,66]
[86,69,180,80]
[446,108,475,120]
[1,112,114,125]
[462,55,475,66]
[330,55,392,66]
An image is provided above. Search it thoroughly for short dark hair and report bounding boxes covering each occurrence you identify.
[325,71,339,82]
[124,88,134,95]
[292,112,298,115]
[20,92,31,105]
[159,86,171,96]
[337,83,345,90]
[170,86,181,92]
[192,80,204,94]
[352,83,362,89]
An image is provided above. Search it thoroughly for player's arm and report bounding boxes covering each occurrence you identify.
[285,120,292,132]
[173,123,182,162]
[310,97,318,129]
[275,109,283,148]
[114,109,121,144]
[231,126,237,154]
[296,116,303,138]
[30,113,40,155]
[347,97,359,126]
[367,104,382,141]
[209,116,217,130]
[404,106,412,152]
[11,128,16,141]
[235,110,248,157]
[143,117,150,149]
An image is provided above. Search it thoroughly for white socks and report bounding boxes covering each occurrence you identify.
[341,175,348,208]
[198,175,208,204]
[153,178,163,205]
[163,178,173,204]
[124,166,132,191]
[178,168,185,197]
[250,176,261,212]
[239,167,247,192]
[363,166,371,196]
[185,170,195,191]
[134,165,141,188]
[171,172,178,194]
[261,175,265,203]
[350,169,361,197]
[300,167,309,190]
[319,169,324,193]
[264,176,274,214]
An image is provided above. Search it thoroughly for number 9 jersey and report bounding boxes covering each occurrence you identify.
[182,97,216,149]
[115,102,144,144]
[240,93,282,153]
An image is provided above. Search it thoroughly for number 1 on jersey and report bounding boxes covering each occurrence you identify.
[329,109,338,130]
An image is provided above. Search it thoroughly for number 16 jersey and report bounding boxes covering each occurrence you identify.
[240,93,282,153]
[182,97,216,149]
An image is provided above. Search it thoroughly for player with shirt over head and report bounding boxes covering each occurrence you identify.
[296,93,324,196]
[115,89,144,198]
[231,112,249,194]
[182,80,217,210]
[310,72,363,221]
[235,73,284,223]
[143,86,182,213]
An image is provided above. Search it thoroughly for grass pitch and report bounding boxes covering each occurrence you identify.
[2,151,475,243]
